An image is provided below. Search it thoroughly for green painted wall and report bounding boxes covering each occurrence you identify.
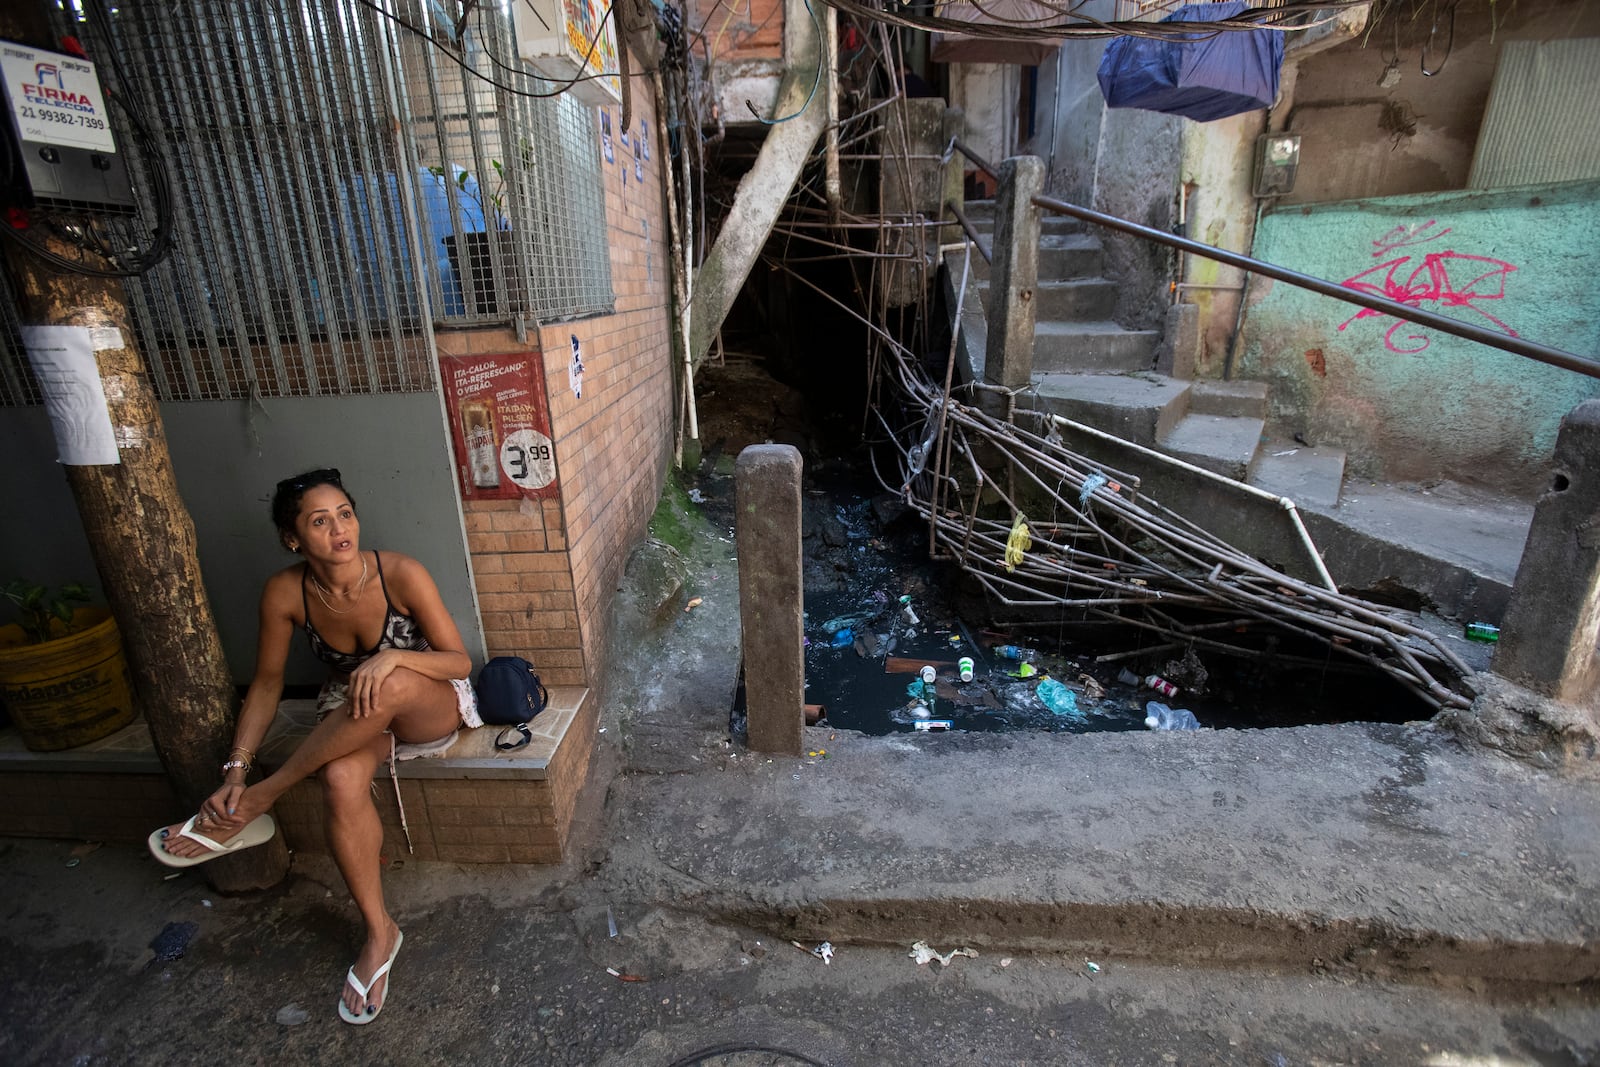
[1238,181,1600,492]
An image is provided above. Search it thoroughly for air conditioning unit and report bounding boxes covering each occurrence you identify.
[512,0,620,107]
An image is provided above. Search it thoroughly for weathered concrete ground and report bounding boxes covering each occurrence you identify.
[3,367,1598,1064]
[4,471,1598,1066]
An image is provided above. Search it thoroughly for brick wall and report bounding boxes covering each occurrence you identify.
[444,87,675,690]
[687,0,784,63]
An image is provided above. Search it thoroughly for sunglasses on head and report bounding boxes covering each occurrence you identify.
[276,468,342,493]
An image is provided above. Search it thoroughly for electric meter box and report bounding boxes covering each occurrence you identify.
[1252,133,1301,199]
[512,0,621,107]
[0,41,136,214]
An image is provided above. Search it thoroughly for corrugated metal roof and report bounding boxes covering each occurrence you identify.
[1469,38,1600,189]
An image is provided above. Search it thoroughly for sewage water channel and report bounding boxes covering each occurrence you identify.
[689,364,1447,740]
[791,469,1437,738]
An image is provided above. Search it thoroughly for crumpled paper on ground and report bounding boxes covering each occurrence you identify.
[910,940,978,967]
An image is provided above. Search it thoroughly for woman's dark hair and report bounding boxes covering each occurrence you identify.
[271,468,354,551]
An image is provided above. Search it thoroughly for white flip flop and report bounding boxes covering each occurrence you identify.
[339,929,404,1025]
[146,813,277,868]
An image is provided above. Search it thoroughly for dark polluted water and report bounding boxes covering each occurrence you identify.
[799,482,1433,738]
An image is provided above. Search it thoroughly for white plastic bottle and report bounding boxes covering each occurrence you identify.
[1144,701,1201,731]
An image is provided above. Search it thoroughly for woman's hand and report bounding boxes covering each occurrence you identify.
[347,648,405,718]
[198,780,248,833]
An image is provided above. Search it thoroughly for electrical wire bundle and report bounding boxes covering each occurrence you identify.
[0,0,174,278]
[816,0,1373,42]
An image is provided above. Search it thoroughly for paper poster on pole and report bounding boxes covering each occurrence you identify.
[440,351,559,500]
[20,325,118,465]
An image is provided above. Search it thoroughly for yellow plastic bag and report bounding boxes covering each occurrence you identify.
[1004,514,1031,572]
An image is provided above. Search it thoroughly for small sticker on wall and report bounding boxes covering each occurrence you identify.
[599,108,613,164]
[635,158,642,184]
[639,118,650,160]
[568,334,585,399]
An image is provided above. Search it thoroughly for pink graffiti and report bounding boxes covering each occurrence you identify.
[1337,221,1519,353]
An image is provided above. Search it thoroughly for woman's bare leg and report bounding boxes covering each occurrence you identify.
[322,736,402,1018]
[159,669,459,859]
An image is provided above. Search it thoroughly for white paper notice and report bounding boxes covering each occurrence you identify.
[21,325,119,465]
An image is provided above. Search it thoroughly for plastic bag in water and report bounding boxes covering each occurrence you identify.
[1036,678,1084,720]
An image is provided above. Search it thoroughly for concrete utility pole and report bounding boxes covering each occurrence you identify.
[1,7,287,889]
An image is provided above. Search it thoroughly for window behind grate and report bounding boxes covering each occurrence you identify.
[0,0,613,406]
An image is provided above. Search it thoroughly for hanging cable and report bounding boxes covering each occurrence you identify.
[745,0,824,123]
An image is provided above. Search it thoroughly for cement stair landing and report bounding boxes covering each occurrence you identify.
[942,203,1531,619]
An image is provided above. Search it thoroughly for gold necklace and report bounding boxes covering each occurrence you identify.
[309,556,369,615]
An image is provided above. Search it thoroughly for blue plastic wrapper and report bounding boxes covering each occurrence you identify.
[1097,1,1284,122]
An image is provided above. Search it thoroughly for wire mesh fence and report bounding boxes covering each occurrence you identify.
[1,0,612,406]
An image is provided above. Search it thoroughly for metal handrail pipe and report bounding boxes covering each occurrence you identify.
[950,139,999,180]
[1031,192,1600,380]
[945,201,992,264]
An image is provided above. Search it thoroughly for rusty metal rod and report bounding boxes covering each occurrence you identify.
[946,201,993,264]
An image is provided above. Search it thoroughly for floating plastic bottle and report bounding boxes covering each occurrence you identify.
[1036,678,1082,718]
[1144,701,1201,731]
[1144,674,1179,699]
[995,645,1037,663]
[957,656,975,683]
[1465,622,1500,643]
[920,665,937,685]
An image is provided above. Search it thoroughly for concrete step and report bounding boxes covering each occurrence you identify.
[978,277,1117,320]
[1248,441,1347,509]
[1188,379,1268,420]
[961,199,1082,237]
[966,233,1104,283]
[1033,321,1159,374]
[1029,371,1190,446]
[1158,413,1265,481]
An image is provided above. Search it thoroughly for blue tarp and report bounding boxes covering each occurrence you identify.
[1097,1,1284,123]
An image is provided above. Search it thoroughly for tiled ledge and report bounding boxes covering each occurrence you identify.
[0,716,165,775]
[0,688,596,862]
[257,687,589,780]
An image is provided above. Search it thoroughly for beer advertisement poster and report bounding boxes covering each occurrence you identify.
[441,352,559,501]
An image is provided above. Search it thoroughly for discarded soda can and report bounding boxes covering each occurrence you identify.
[958,656,975,683]
[914,720,953,731]
[1465,622,1500,643]
[920,665,937,685]
[1144,674,1179,699]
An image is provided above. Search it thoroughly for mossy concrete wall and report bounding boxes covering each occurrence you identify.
[1237,181,1600,493]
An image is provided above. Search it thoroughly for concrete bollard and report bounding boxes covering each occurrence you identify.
[735,445,804,754]
[986,156,1044,391]
[1494,399,1600,706]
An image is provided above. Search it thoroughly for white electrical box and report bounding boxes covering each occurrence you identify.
[0,40,136,213]
[512,0,621,107]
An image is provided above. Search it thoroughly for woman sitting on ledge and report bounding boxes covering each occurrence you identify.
[148,468,482,1024]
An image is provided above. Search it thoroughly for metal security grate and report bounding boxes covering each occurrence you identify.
[1,0,612,405]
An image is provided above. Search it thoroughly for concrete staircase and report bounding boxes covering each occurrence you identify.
[946,200,1532,621]
[957,199,1350,506]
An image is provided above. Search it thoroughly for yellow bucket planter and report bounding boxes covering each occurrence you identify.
[0,606,136,752]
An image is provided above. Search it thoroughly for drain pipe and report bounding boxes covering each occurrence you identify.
[1035,409,1339,593]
